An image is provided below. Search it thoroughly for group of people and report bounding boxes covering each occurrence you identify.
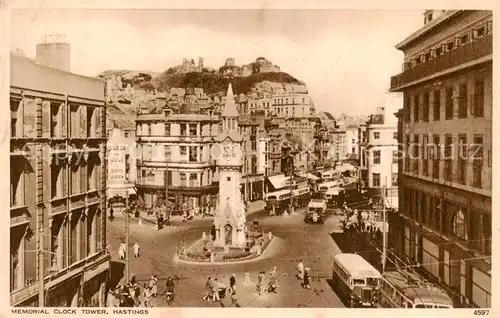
[117,242,140,260]
[108,277,142,307]
[297,260,311,289]
[202,275,238,306]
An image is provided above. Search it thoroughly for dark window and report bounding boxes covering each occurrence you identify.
[445,88,453,119]
[412,135,420,174]
[422,134,429,176]
[413,95,420,122]
[458,84,468,118]
[472,135,483,188]
[373,150,381,164]
[180,123,187,136]
[473,80,484,117]
[476,26,485,38]
[435,46,443,56]
[460,33,469,45]
[432,135,440,179]
[372,173,380,187]
[422,92,430,122]
[444,135,453,181]
[457,135,467,185]
[433,90,441,121]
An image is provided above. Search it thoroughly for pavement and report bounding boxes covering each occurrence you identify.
[107,201,346,308]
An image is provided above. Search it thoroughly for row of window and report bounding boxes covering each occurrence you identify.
[274,97,307,105]
[273,105,311,117]
[403,133,486,189]
[137,122,258,137]
[403,21,492,71]
[404,79,486,123]
[10,208,102,292]
[372,172,398,187]
[10,99,103,139]
[401,187,491,255]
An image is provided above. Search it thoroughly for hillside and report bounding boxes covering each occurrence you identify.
[151,71,303,95]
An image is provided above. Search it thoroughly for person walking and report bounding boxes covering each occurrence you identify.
[303,268,311,289]
[229,274,236,290]
[228,283,238,307]
[202,277,212,301]
[149,275,158,298]
[211,278,220,302]
[143,283,151,307]
[109,207,114,219]
[297,260,304,280]
[257,271,266,295]
[133,282,141,307]
[118,242,126,260]
[133,242,140,258]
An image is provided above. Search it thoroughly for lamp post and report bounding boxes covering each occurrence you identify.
[125,193,130,284]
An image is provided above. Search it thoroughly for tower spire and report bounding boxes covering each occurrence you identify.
[221,83,239,118]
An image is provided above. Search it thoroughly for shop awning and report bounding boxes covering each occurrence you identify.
[267,174,290,190]
[299,173,320,181]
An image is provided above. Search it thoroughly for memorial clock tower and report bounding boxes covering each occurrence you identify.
[213,83,246,248]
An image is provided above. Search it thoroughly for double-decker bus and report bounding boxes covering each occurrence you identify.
[379,270,454,308]
[265,189,292,215]
[332,253,382,307]
[320,170,342,182]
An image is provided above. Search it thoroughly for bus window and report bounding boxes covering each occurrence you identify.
[367,277,378,286]
[406,301,413,308]
[415,304,433,308]
[353,279,365,285]
[268,196,277,200]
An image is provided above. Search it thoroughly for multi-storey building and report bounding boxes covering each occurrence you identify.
[10,52,109,306]
[271,93,314,118]
[239,112,266,201]
[135,109,220,210]
[389,10,492,308]
[264,119,284,176]
[364,108,399,208]
[345,124,359,159]
[358,123,368,182]
[107,128,137,207]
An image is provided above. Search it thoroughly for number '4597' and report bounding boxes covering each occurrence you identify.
[473,310,489,315]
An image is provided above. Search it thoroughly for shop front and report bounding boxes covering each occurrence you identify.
[82,272,107,307]
[46,276,81,307]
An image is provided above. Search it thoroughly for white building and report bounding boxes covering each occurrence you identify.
[107,128,137,204]
[345,125,359,158]
[365,101,400,209]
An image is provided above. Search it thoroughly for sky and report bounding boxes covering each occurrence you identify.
[10,9,425,116]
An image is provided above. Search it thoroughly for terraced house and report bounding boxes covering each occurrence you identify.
[389,10,492,308]
[10,47,109,306]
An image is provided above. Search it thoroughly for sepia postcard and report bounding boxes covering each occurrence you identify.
[0,1,497,318]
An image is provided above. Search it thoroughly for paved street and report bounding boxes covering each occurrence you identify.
[107,205,346,308]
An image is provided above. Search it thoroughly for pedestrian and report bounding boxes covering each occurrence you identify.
[303,268,311,289]
[118,243,126,260]
[257,271,266,295]
[143,283,151,307]
[107,289,115,307]
[133,283,141,307]
[297,260,304,280]
[134,242,140,258]
[109,207,114,219]
[228,284,238,307]
[149,275,158,298]
[211,278,220,302]
[230,274,236,289]
[202,277,212,301]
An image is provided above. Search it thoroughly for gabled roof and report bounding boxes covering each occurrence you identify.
[214,130,243,143]
[221,83,239,117]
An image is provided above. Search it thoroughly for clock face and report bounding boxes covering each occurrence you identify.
[221,144,236,159]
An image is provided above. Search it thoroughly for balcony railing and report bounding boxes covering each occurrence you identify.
[390,34,492,90]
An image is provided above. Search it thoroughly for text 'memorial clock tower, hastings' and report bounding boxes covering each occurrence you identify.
[213,83,247,248]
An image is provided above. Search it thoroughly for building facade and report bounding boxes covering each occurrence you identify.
[345,125,360,159]
[10,54,109,307]
[135,110,220,210]
[364,109,399,208]
[107,128,137,206]
[271,93,314,118]
[389,10,492,308]
[239,112,266,201]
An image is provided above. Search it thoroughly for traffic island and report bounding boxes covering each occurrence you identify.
[175,231,277,265]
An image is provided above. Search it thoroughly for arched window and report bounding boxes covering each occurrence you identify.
[453,209,468,240]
